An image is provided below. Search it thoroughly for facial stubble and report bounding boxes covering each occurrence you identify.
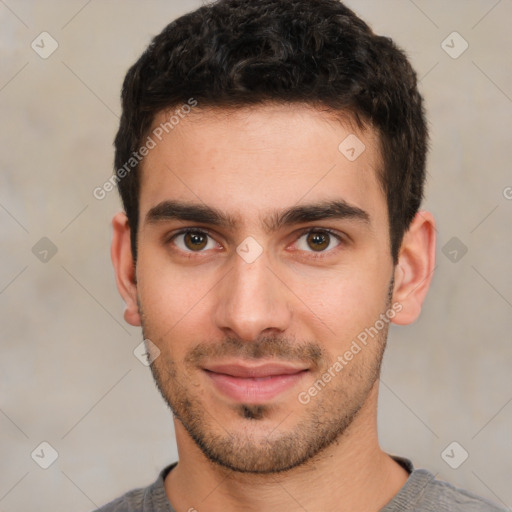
[139,285,391,474]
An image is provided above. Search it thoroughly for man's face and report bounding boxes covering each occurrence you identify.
[134,104,395,473]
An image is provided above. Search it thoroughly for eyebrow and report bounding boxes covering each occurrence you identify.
[145,199,370,232]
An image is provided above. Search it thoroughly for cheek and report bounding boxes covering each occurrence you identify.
[136,259,216,342]
[289,268,390,344]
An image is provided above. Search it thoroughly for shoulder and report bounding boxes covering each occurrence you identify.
[384,457,506,512]
[388,467,507,512]
[93,463,177,512]
[94,487,145,512]
[420,474,506,512]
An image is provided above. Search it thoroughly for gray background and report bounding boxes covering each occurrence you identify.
[1,0,511,510]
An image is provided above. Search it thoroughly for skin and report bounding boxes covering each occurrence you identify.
[111,103,436,512]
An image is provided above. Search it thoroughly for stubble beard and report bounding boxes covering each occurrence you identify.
[139,278,394,474]
[140,294,391,474]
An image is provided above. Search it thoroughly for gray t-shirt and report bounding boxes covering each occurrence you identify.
[95,457,506,511]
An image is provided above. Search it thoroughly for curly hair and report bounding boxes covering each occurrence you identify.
[114,0,428,263]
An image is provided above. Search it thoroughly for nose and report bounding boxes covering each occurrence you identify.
[212,247,293,342]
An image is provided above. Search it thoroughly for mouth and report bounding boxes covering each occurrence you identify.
[203,362,309,403]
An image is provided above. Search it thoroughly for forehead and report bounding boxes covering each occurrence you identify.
[138,104,386,230]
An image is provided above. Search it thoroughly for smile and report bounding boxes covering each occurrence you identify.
[203,362,309,403]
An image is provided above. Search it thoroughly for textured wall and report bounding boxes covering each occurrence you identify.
[1,1,511,510]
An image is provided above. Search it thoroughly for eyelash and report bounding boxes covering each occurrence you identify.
[167,227,346,259]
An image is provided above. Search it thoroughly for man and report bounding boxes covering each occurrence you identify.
[98,0,505,510]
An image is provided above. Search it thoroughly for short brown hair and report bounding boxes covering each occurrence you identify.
[114,0,428,263]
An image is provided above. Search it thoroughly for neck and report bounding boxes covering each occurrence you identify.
[164,384,409,512]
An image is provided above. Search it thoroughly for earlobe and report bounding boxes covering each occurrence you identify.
[391,211,436,325]
[111,212,141,327]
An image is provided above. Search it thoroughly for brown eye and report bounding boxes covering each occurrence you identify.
[172,230,216,252]
[184,231,208,251]
[295,229,341,254]
[306,231,330,251]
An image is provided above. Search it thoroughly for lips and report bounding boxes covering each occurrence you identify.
[203,362,308,403]
[204,362,307,378]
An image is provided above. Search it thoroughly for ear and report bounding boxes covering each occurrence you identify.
[111,212,141,326]
[391,211,436,325]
